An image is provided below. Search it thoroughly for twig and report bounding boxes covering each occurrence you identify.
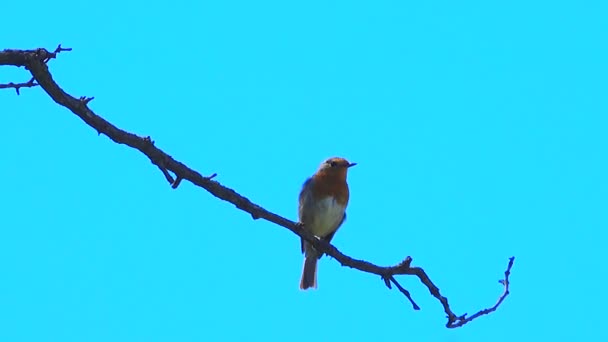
[0,77,38,95]
[446,256,515,328]
[389,276,420,310]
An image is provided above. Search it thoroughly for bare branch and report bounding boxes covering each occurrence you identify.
[388,276,421,310]
[0,46,515,328]
[0,77,38,95]
[446,256,515,328]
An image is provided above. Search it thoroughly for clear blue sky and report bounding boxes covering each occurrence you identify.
[1,1,606,341]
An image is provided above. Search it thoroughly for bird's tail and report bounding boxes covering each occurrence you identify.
[300,256,318,290]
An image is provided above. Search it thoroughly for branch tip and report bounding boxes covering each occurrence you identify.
[446,257,515,328]
[154,158,174,185]
[54,44,72,53]
[171,177,183,189]
[41,44,72,63]
[389,276,420,310]
[400,256,412,268]
[382,276,392,289]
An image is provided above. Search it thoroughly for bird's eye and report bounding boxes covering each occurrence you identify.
[329,161,337,167]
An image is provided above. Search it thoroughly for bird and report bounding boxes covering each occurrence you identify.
[298,157,356,290]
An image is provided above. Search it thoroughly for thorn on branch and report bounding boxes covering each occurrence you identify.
[383,275,392,289]
[79,96,94,104]
[156,163,175,184]
[143,137,175,184]
[143,136,155,145]
[171,176,183,189]
[172,171,214,189]
[399,256,412,268]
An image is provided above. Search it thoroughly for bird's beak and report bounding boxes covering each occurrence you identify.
[348,162,357,168]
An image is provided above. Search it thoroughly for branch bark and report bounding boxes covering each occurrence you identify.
[1,45,515,328]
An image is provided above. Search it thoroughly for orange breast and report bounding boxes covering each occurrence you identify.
[311,172,350,206]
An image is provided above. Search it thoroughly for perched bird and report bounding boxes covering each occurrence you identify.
[298,157,356,290]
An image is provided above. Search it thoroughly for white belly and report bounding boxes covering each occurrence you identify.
[309,197,346,237]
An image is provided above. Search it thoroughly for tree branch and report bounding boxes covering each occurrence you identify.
[0,76,38,95]
[1,46,515,328]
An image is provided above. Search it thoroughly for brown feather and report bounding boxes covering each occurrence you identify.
[311,171,350,206]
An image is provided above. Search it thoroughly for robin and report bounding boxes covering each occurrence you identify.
[298,157,356,290]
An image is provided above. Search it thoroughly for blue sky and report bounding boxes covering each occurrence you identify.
[1,1,607,341]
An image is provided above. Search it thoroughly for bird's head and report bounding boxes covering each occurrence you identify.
[317,157,357,179]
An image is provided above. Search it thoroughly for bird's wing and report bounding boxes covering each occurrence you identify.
[299,177,314,253]
[298,177,314,223]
